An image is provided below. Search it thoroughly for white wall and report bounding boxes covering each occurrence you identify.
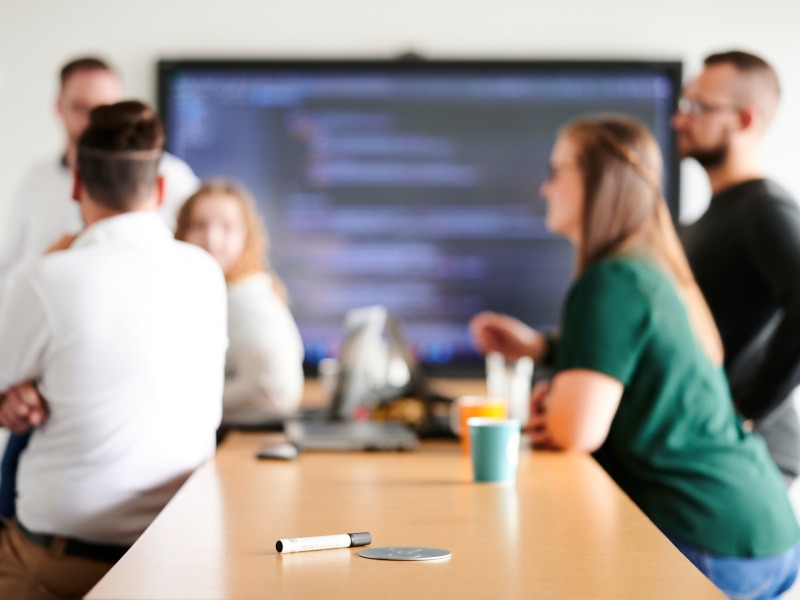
[1,0,799,222]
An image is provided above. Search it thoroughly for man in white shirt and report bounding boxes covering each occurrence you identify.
[0,100,227,599]
[0,57,199,297]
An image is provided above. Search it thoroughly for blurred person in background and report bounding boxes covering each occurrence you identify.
[176,180,304,425]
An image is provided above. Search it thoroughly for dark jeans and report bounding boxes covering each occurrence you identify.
[0,432,31,519]
[667,532,800,600]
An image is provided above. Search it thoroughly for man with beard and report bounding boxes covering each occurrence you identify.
[675,51,800,484]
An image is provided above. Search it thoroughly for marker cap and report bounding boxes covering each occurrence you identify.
[349,532,372,547]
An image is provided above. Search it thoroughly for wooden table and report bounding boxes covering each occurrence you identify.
[87,431,723,599]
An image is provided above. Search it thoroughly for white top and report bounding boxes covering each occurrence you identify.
[0,212,228,545]
[0,152,200,296]
[223,272,304,424]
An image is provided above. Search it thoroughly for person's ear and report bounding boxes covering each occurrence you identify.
[155,175,165,207]
[739,107,757,131]
[72,172,82,202]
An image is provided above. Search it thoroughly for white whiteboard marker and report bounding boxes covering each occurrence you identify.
[276,532,372,553]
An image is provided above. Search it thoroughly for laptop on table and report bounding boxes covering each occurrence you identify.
[279,306,418,453]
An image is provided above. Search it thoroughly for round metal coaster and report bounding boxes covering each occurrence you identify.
[358,546,451,561]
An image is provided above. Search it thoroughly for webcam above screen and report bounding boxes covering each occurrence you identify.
[158,58,682,377]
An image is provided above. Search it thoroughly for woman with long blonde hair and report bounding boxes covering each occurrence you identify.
[470,115,800,598]
[176,180,304,423]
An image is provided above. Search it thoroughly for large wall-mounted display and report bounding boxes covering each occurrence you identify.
[158,58,682,375]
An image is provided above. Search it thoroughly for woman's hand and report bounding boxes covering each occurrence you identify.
[526,380,557,449]
[524,371,624,452]
[469,312,547,361]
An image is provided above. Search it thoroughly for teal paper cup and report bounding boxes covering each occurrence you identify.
[468,418,521,483]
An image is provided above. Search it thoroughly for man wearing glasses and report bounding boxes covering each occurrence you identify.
[675,51,800,484]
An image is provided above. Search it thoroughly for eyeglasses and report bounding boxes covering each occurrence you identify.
[547,163,580,181]
[676,97,741,117]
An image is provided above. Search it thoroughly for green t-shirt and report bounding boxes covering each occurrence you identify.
[555,255,800,557]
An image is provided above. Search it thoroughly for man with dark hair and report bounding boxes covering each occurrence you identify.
[59,57,112,87]
[0,101,227,598]
[0,56,199,296]
[674,50,800,483]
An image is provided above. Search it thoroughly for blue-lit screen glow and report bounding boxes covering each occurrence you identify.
[159,61,681,374]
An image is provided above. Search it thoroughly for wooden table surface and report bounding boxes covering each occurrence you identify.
[87,429,723,599]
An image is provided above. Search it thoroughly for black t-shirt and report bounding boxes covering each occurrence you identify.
[683,178,800,475]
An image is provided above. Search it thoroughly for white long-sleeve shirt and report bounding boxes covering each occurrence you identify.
[0,152,199,296]
[0,212,227,545]
[222,272,304,424]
